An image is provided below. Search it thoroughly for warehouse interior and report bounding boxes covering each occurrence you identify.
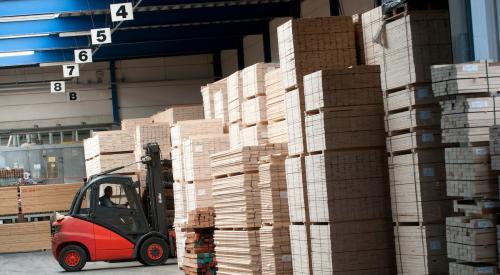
[1,0,500,274]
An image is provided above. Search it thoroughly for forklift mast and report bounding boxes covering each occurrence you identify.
[143,143,167,234]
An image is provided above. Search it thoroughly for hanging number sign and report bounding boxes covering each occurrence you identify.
[74,49,92,64]
[63,64,80,78]
[67,91,80,102]
[91,28,111,45]
[110,3,134,22]
[50,81,65,93]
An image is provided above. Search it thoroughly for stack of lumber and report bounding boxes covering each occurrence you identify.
[183,229,217,275]
[187,208,215,229]
[430,61,500,272]
[278,16,357,158]
[0,168,23,179]
[303,66,394,274]
[258,155,292,275]
[174,182,187,226]
[362,7,452,91]
[134,123,171,171]
[151,104,204,124]
[227,71,244,149]
[183,135,229,182]
[20,183,82,214]
[446,217,497,264]
[276,17,358,274]
[0,187,19,216]
[212,79,229,129]
[211,145,286,275]
[121,117,154,131]
[202,81,227,121]
[170,119,224,182]
[239,63,278,147]
[176,228,187,268]
[0,221,50,253]
[84,130,136,177]
[361,6,453,274]
[265,68,288,144]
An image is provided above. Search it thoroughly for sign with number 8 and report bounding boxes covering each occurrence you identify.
[51,81,65,93]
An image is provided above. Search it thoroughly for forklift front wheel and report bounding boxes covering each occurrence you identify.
[58,244,87,272]
[139,237,169,266]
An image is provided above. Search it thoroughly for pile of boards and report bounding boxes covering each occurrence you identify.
[183,208,216,275]
[0,221,51,254]
[362,6,454,274]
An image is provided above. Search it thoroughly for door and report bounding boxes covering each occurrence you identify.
[93,179,148,260]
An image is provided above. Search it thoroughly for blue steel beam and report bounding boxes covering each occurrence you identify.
[0,37,241,67]
[0,21,263,52]
[0,0,247,17]
[0,2,293,37]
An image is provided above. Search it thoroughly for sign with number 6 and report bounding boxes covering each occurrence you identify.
[74,49,92,64]
[63,64,80,78]
[91,28,111,45]
[110,3,134,22]
[50,81,65,93]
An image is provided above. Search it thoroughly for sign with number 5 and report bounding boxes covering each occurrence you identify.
[74,49,92,64]
[91,28,111,45]
[110,3,134,22]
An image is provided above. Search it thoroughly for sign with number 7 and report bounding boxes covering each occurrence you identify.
[63,64,80,78]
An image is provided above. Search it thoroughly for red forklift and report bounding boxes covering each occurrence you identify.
[51,143,176,271]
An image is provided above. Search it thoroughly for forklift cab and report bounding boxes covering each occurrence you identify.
[72,176,149,242]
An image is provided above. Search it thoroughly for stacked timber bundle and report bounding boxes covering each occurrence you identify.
[151,104,204,124]
[183,208,217,275]
[19,183,82,214]
[265,68,288,144]
[201,81,227,121]
[258,155,292,275]
[362,6,453,274]
[240,63,279,147]
[210,144,286,275]
[121,117,154,131]
[277,17,357,274]
[83,131,137,177]
[0,221,51,253]
[0,186,19,216]
[0,168,23,186]
[431,61,500,272]
[170,119,224,267]
[303,66,395,274]
[134,123,171,172]
[227,71,244,149]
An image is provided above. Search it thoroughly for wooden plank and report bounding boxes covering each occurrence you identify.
[242,63,279,99]
[289,224,312,275]
[265,68,286,122]
[240,124,268,147]
[260,225,292,275]
[228,71,244,124]
[259,155,289,226]
[83,130,135,160]
[20,183,82,214]
[214,229,261,274]
[183,134,229,182]
[310,221,394,274]
[267,120,288,144]
[305,150,391,223]
[201,81,227,120]
[242,96,267,126]
[285,157,309,223]
[0,186,19,216]
[0,221,51,253]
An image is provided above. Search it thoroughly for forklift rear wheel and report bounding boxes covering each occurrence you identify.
[58,245,87,272]
[139,237,169,266]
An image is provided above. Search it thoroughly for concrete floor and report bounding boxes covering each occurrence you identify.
[0,251,183,275]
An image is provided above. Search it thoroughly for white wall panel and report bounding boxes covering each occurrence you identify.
[221,49,239,77]
[243,35,265,67]
[301,0,331,18]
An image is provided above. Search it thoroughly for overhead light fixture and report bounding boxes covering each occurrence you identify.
[58,31,91,38]
[0,50,35,58]
[0,13,60,23]
[0,33,50,40]
[39,61,72,67]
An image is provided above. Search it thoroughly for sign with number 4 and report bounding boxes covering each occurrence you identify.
[50,81,65,93]
[91,28,111,45]
[110,3,134,22]
[74,49,92,64]
[63,64,80,78]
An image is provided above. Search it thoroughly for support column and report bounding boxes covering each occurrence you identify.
[262,21,272,63]
[213,51,222,81]
[237,38,245,70]
[109,61,120,125]
[330,0,341,16]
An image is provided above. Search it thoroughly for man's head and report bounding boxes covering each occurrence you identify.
[104,186,113,198]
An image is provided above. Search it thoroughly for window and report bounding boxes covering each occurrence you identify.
[77,188,92,216]
[98,184,130,208]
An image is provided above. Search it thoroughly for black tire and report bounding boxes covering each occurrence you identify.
[58,244,87,272]
[139,237,169,266]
